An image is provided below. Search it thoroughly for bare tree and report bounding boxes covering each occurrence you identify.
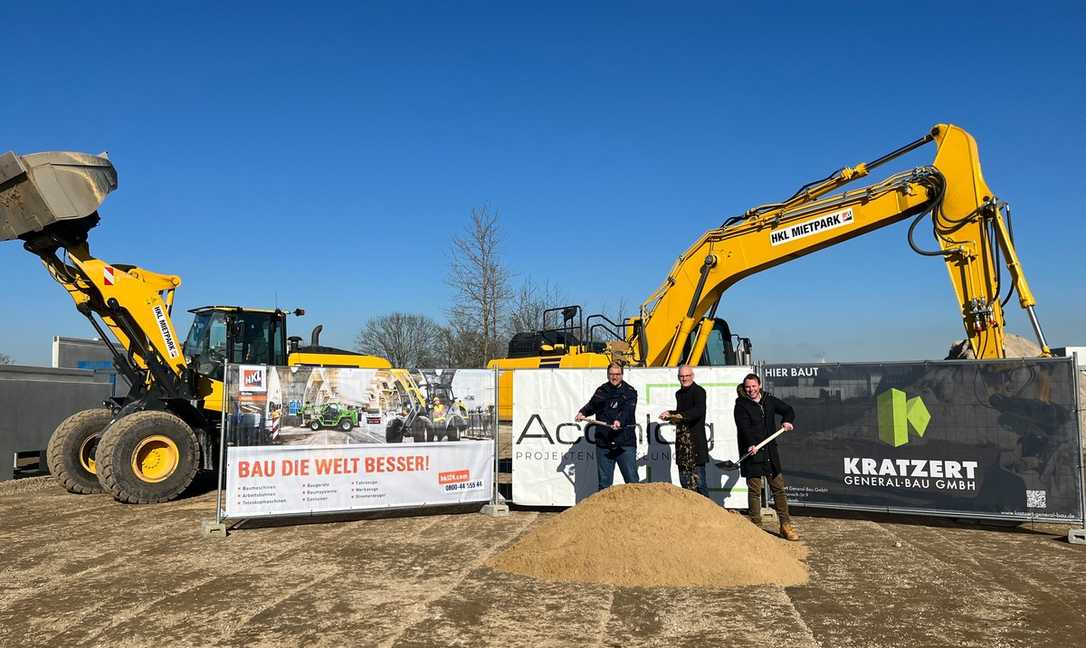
[355,313,442,368]
[0,353,10,366]
[435,318,485,369]
[597,297,630,329]
[446,207,512,366]
[509,278,566,335]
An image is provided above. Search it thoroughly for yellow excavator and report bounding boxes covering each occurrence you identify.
[0,151,390,503]
[490,124,1051,419]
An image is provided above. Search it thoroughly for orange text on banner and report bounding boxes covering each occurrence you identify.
[438,469,470,485]
[364,455,429,473]
[237,457,367,478]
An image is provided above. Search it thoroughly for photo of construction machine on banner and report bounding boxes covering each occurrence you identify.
[511,367,753,507]
[222,365,496,518]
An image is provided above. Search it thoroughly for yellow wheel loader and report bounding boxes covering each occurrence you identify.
[490,124,1051,419]
[1,151,390,503]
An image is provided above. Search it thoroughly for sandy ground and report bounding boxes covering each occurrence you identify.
[1,476,1085,648]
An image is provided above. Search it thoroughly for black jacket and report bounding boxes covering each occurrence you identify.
[579,381,638,448]
[673,383,709,467]
[734,390,795,478]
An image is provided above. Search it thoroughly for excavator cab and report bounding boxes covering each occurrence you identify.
[681,318,739,366]
[182,306,288,381]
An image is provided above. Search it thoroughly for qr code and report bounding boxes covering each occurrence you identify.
[1026,490,1047,509]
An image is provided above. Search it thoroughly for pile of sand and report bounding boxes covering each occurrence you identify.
[1003,333,1042,358]
[489,483,809,588]
[947,332,1041,359]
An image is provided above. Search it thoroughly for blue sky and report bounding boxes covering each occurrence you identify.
[2,2,1083,365]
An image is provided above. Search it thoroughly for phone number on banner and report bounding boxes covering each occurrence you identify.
[442,479,485,493]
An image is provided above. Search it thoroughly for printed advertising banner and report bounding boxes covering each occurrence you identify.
[224,442,493,517]
[766,359,1083,522]
[221,365,496,518]
[512,367,752,507]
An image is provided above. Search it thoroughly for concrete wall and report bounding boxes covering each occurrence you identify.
[0,365,115,481]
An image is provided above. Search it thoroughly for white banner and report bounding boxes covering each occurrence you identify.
[511,367,752,507]
[223,440,494,517]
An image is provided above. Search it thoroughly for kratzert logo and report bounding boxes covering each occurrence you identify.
[844,389,977,492]
[877,389,930,447]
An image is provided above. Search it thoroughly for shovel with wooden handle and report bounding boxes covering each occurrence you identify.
[582,419,628,449]
[715,426,788,471]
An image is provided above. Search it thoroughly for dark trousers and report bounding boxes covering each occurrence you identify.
[680,464,708,497]
[597,445,638,490]
[747,473,790,524]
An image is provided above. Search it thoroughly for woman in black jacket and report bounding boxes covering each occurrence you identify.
[733,372,799,541]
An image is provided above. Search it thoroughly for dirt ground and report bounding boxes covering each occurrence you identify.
[1,476,1085,648]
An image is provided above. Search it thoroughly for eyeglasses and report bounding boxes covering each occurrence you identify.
[608,372,623,377]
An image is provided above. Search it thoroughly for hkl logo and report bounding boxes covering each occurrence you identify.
[876,389,930,447]
[243,369,264,387]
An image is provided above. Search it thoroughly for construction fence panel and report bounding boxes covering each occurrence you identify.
[219,364,495,520]
[765,358,1083,523]
[510,366,753,507]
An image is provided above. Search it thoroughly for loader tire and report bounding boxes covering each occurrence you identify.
[96,410,199,504]
[413,416,433,443]
[446,415,466,442]
[47,408,113,495]
[386,418,405,443]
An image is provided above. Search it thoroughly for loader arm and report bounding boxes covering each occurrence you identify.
[1,151,195,404]
[22,214,194,401]
[632,124,1048,366]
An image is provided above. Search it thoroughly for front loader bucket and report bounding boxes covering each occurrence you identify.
[0,150,117,241]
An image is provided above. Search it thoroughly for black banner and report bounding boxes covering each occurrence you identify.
[763,358,1082,522]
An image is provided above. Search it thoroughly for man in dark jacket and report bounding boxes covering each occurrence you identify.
[734,372,799,541]
[658,365,709,497]
[575,363,638,491]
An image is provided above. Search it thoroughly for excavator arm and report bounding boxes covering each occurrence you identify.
[631,124,1049,366]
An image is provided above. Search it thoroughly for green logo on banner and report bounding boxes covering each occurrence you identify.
[876,389,930,447]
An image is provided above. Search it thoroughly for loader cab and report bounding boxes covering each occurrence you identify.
[182,306,288,381]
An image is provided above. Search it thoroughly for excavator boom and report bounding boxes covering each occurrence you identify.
[633,124,1048,366]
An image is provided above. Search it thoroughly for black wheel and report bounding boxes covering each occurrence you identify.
[339,419,353,432]
[310,420,322,431]
[385,418,405,443]
[447,415,466,442]
[47,408,113,494]
[95,410,199,504]
[412,416,433,443]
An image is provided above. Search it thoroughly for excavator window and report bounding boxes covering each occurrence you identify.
[700,323,734,366]
[680,318,738,366]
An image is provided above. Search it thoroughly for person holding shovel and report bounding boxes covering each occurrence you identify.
[575,363,638,491]
[658,365,709,497]
[734,372,799,541]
